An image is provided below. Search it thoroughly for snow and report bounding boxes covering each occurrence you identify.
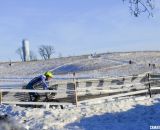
[1,51,160,130]
[0,51,160,78]
[1,95,160,130]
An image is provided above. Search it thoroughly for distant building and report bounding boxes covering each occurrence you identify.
[22,39,30,61]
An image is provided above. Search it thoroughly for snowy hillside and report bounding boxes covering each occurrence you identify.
[0,51,160,79]
[1,51,160,130]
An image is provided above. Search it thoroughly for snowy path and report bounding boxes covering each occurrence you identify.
[50,57,127,74]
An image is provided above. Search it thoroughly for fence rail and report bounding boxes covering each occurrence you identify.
[79,89,149,104]
[0,89,76,93]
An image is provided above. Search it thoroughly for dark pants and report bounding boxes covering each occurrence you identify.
[29,93,40,102]
[29,93,49,102]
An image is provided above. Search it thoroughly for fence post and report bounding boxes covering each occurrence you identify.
[0,90,2,104]
[147,73,152,98]
[73,72,78,107]
[46,103,50,109]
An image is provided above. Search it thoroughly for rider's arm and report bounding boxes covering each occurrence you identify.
[41,76,49,90]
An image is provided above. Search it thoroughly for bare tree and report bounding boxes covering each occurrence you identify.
[39,45,55,60]
[30,50,37,61]
[123,0,154,17]
[16,47,24,61]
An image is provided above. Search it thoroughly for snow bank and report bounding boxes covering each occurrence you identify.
[0,114,25,130]
[0,95,160,130]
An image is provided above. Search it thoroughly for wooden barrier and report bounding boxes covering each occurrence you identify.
[76,73,147,83]
[0,90,2,104]
[0,89,75,93]
[0,89,75,108]
[1,72,160,107]
[148,73,152,97]
[1,101,71,106]
[77,72,160,104]
[79,89,149,104]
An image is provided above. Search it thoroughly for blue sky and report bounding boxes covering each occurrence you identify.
[0,0,160,61]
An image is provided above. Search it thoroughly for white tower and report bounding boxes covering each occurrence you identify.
[22,39,30,61]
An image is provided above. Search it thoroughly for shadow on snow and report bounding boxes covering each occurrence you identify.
[65,99,160,130]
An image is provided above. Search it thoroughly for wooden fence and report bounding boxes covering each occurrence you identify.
[0,72,160,108]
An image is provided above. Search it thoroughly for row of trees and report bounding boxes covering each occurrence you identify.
[16,45,55,61]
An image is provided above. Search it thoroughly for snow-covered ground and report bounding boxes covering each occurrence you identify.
[0,95,160,130]
[1,51,160,130]
[0,51,160,78]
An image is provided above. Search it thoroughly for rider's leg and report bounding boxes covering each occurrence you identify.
[34,94,40,102]
[45,93,49,101]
